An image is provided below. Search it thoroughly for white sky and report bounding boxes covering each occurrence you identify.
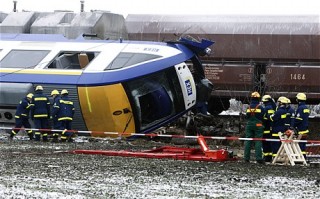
[1,0,320,17]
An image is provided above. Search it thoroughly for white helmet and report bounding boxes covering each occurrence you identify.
[61,89,68,95]
[35,85,43,91]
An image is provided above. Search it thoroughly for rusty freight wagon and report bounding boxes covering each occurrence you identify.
[126,15,320,114]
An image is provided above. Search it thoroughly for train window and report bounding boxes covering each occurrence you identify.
[106,52,161,70]
[139,85,172,124]
[0,50,49,68]
[125,68,184,131]
[47,51,98,70]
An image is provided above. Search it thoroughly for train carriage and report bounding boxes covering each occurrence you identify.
[0,33,214,135]
[126,14,320,113]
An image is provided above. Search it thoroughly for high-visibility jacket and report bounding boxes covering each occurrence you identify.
[57,95,75,121]
[15,97,32,119]
[52,95,61,118]
[285,105,295,129]
[30,91,50,119]
[294,102,309,135]
[246,100,265,121]
[269,105,287,134]
[263,101,275,133]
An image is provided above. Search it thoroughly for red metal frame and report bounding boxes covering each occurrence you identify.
[70,135,237,162]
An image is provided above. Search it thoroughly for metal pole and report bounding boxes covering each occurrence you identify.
[80,0,85,12]
[13,1,17,12]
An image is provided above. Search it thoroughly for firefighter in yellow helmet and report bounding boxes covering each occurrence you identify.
[283,97,295,131]
[30,85,50,141]
[294,93,310,157]
[58,89,75,142]
[51,89,61,142]
[244,91,265,164]
[269,96,287,159]
[9,93,34,140]
[261,94,276,163]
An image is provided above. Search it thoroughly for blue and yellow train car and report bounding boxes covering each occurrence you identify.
[0,33,213,136]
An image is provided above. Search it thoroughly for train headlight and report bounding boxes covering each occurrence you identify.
[205,47,211,55]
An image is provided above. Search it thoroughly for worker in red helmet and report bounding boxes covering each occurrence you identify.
[9,93,34,140]
[294,93,310,157]
[244,91,265,164]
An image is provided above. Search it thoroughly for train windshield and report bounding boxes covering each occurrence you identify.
[0,50,49,68]
[125,67,185,131]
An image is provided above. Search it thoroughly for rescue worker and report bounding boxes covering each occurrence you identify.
[244,91,265,164]
[58,89,75,142]
[30,85,51,141]
[294,93,310,157]
[269,96,287,159]
[261,94,275,163]
[10,93,34,140]
[284,97,295,130]
[51,89,61,142]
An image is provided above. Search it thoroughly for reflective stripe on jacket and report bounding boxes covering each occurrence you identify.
[294,102,309,134]
[246,100,265,122]
[15,97,32,119]
[57,95,75,121]
[269,105,286,133]
[30,91,50,118]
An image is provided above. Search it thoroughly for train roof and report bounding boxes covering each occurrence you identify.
[0,33,213,86]
[126,15,320,61]
[126,15,320,35]
[0,33,70,41]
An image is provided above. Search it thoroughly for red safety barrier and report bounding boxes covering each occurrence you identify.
[1,126,320,144]
[2,126,319,161]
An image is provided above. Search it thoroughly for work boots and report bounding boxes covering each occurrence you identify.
[257,160,265,165]
[51,135,59,143]
[28,132,34,140]
[8,134,14,141]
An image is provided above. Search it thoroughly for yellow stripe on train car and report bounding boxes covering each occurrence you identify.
[78,84,135,137]
[0,69,82,75]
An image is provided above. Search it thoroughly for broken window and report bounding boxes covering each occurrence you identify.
[47,51,98,70]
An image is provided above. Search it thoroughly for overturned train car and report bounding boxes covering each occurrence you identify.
[0,33,213,134]
[126,15,320,113]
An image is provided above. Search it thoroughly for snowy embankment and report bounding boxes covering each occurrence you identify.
[1,137,319,199]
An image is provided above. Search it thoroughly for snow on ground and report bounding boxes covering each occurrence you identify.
[0,136,320,198]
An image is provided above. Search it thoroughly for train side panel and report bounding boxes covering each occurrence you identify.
[78,84,135,136]
[205,64,253,99]
[266,65,320,102]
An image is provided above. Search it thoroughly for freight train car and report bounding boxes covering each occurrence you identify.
[126,15,320,114]
[0,33,213,135]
